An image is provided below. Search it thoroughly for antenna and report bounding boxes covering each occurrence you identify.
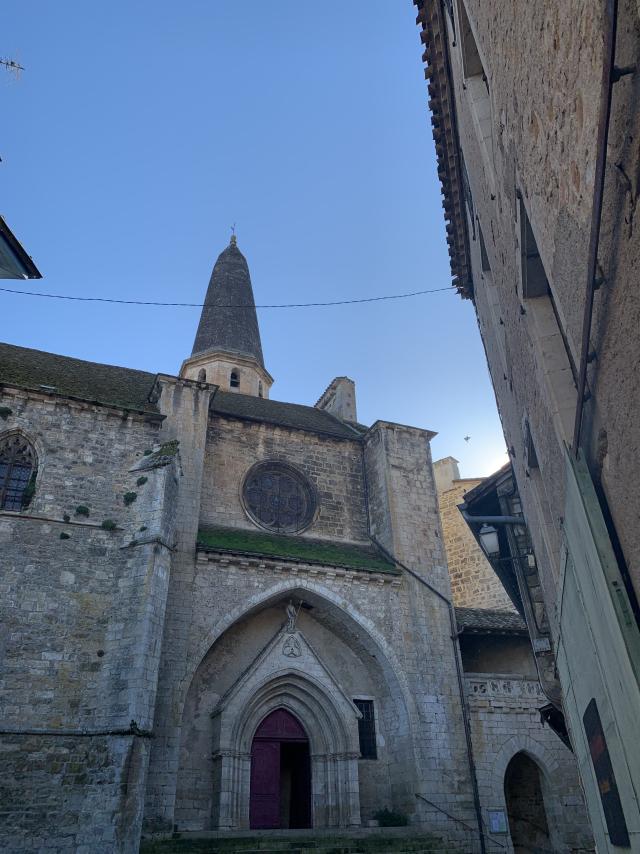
[0,58,24,81]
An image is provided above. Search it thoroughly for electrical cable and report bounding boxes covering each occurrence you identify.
[0,284,455,308]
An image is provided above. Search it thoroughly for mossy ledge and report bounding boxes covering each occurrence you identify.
[197,526,398,574]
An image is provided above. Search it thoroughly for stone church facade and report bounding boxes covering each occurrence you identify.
[1,238,590,852]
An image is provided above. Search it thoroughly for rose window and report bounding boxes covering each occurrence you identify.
[242,462,316,534]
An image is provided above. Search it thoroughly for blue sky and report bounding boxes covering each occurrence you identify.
[1,1,507,476]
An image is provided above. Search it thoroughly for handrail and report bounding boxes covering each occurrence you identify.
[415,793,506,849]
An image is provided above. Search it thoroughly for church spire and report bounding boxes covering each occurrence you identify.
[181,237,273,398]
[192,236,265,367]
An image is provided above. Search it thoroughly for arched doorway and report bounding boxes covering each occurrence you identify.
[250,708,311,830]
[504,752,551,853]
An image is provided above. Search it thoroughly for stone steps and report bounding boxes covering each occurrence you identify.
[140,832,447,854]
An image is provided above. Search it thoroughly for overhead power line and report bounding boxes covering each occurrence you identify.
[0,284,455,308]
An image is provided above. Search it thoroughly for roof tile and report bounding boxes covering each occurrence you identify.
[455,607,527,634]
[211,390,361,440]
[0,342,159,413]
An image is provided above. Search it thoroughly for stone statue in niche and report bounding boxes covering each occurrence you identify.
[286,600,298,633]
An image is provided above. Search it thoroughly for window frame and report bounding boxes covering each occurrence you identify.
[0,432,38,512]
[353,697,378,760]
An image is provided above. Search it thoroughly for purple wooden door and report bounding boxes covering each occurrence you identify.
[254,708,307,741]
[250,740,280,829]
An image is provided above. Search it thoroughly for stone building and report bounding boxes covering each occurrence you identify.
[0,213,41,280]
[434,457,591,852]
[414,0,640,849]
[1,237,591,853]
[434,457,513,611]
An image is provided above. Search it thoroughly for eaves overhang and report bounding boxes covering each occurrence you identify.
[414,0,472,299]
[0,215,42,279]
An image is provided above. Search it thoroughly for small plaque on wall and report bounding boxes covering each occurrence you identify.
[488,809,507,834]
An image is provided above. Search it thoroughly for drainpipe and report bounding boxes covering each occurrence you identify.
[458,511,523,527]
[572,0,621,453]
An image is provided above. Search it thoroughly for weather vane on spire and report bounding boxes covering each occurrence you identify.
[230,222,237,246]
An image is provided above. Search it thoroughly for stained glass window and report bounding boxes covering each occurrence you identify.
[0,434,37,511]
[243,462,315,534]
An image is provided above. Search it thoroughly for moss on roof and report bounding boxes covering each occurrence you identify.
[211,390,362,440]
[0,342,159,413]
[197,525,398,574]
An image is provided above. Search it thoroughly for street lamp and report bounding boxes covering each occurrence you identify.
[478,524,500,559]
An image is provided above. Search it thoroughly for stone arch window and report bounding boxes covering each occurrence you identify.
[0,433,38,511]
[258,381,263,398]
[230,369,240,389]
[197,368,206,383]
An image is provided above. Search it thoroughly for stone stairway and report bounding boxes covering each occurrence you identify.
[139,828,454,854]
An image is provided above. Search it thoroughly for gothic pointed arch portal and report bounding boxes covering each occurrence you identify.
[249,708,311,830]
[210,629,362,830]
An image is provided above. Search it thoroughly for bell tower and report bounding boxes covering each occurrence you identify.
[180,235,273,397]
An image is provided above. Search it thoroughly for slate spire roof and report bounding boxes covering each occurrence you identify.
[191,236,265,368]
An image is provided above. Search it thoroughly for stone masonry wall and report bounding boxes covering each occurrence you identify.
[173,602,393,830]
[0,387,177,853]
[466,675,594,853]
[444,0,640,622]
[437,478,514,610]
[145,413,477,849]
[147,552,474,847]
[143,378,214,835]
[200,414,369,544]
[362,421,477,844]
[428,2,639,847]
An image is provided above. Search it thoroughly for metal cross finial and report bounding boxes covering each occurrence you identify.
[230,222,237,246]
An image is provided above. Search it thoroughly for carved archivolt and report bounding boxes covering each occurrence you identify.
[210,628,361,830]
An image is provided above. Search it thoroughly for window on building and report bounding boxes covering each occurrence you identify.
[353,699,377,759]
[258,381,263,398]
[460,154,476,239]
[524,419,539,470]
[520,199,549,298]
[474,221,508,378]
[517,195,577,442]
[456,0,494,179]
[230,370,240,389]
[197,368,206,383]
[458,0,483,78]
[443,0,456,42]
[0,433,37,511]
[478,223,491,273]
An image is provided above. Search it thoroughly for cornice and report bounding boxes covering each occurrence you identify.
[414,0,473,298]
